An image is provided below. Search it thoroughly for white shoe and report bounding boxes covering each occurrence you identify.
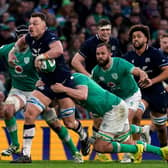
[141,125,151,144]
[120,153,132,163]
[73,152,84,163]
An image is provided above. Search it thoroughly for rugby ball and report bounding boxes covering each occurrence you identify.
[40,59,56,73]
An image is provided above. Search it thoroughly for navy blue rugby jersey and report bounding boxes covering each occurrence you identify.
[25,30,71,85]
[79,35,122,73]
[124,46,168,91]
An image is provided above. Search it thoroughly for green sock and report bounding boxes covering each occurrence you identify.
[130,124,143,134]
[111,141,137,153]
[137,140,162,156]
[5,116,19,147]
[57,126,78,155]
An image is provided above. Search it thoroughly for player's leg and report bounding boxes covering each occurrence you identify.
[42,107,83,163]
[151,112,167,147]
[58,97,90,156]
[1,89,26,156]
[120,92,142,163]
[11,90,51,163]
[89,115,111,162]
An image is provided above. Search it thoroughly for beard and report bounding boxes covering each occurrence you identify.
[133,41,145,50]
[97,58,110,67]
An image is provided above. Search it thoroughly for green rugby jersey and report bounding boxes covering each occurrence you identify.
[72,73,121,117]
[92,57,139,99]
[0,43,39,91]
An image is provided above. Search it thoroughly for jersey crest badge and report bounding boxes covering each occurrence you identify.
[111,73,118,80]
[145,57,150,63]
[24,57,30,64]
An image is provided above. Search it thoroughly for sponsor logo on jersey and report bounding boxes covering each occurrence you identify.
[15,65,23,74]
[32,48,41,57]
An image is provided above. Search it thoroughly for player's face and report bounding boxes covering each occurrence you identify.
[160,37,168,53]
[132,31,147,50]
[29,17,46,39]
[97,25,111,42]
[96,45,111,67]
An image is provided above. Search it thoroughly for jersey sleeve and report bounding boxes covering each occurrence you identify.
[152,50,168,68]
[73,73,88,87]
[0,43,14,60]
[119,58,135,75]
[78,41,89,58]
[91,66,98,81]
[47,32,59,45]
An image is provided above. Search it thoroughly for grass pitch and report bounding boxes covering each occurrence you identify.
[0,160,167,168]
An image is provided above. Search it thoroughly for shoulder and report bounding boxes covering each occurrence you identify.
[109,37,119,44]
[44,30,59,41]
[85,35,98,44]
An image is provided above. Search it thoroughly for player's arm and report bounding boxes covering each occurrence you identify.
[34,40,63,69]
[50,83,88,100]
[131,67,148,81]
[131,67,152,88]
[36,40,63,60]
[151,66,168,85]
[8,35,26,66]
[71,52,91,77]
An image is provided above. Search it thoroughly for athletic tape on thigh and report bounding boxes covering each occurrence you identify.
[60,107,75,118]
[151,114,167,125]
[27,96,45,112]
[138,101,146,113]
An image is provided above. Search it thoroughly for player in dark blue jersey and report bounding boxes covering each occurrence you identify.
[71,19,122,76]
[124,24,168,148]
[159,33,168,91]
[8,12,90,163]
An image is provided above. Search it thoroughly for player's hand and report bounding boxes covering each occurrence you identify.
[34,54,46,70]
[8,53,17,67]
[139,78,153,88]
[34,58,42,70]
[50,83,65,93]
[0,91,5,103]
[35,80,45,87]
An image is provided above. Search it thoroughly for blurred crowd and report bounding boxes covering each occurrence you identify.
[0,0,167,119]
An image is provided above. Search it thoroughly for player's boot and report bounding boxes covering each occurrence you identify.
[120,153,132,163]
[80,133,90,156]
[1,145,20,156]
[73,151,84,163]
[161,146,168,161]
[131,144,144,163]
[95,153,111,162]
[10,155,32,163]
[140,125,151,144]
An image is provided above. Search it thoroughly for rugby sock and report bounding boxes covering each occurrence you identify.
[111,141,138,153]
[137,140,162,156]
[51,125,78,155]
[130,124,143,134]
[72,120,87,141]
[23,124,35,157]
[5,116,19,147]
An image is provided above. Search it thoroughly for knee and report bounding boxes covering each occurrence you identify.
[155,124,167,132]
[93,141,106,153]
[63,120,75,129]
[24,110,36,124]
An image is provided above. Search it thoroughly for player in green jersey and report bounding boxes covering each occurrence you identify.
[0,25,83,163]
[50,72,168,163]
[92,42,149,162]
